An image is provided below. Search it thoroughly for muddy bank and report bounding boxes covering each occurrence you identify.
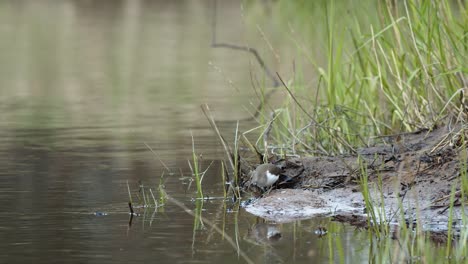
[242,124,467,235]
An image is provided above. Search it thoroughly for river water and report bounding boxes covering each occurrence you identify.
[0,1,371,263]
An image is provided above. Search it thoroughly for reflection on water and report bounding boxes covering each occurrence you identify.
[0,1,370,263]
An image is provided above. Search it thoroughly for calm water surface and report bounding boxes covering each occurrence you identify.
[0,1,370,263]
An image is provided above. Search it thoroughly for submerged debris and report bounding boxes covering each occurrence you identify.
[93,211,108,216]
[314,226,328,237]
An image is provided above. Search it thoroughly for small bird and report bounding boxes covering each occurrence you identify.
[251,163,283,190]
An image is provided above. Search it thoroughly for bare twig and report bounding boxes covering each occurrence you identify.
[144,142,171,173]
[201,104,235,174]
[276,72,315,121]
[263,111,276,159]
[211,0,279,87]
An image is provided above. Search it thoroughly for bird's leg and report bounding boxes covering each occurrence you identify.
[262,185,275,196]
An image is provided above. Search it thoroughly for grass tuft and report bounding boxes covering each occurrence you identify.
[243,0,466,156]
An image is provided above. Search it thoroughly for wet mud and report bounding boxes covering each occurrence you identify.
[242,124,467,238]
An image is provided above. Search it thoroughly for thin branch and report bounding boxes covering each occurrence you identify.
[276,72,315,121]
[201,104,235,173]
[211,0,279,87]
[144,142,171,173]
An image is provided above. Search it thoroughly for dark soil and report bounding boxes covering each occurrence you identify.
[242,124,467,237]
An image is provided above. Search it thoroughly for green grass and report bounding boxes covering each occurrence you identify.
[190,131,203,199]
[244,0,466,155]
[355,155,467,263]
[126,172,168,212]
[240,0,467,260]
[358,156,389,238]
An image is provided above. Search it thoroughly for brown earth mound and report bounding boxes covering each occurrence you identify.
[242,124,467,236]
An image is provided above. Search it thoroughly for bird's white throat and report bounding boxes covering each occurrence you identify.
[265,170,279,186]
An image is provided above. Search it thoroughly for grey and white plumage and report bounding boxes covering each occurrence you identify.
[250,163,282,189]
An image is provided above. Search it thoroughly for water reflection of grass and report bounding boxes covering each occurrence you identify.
[356,159,467,262]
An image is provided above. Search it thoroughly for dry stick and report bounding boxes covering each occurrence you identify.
[276,72,315,121]
[247,70,278,120]
[263,112,276,162]
[144,142,171,173]
[149,188,158,207]
[211,0,279,88]
[201,105,242,199]
[200,160,215,184]
[313,75,323,146]
[212,42,279,87]
[211,0,279,121]
[275,72,330,154]
[126,180,133,204]
[166,194,254,264]
[427,190,462,208]
[277,72,359,153]
[241,134,263,163]
[140,182,147,206]
[295,121,329,155]
[201,104,235,176]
